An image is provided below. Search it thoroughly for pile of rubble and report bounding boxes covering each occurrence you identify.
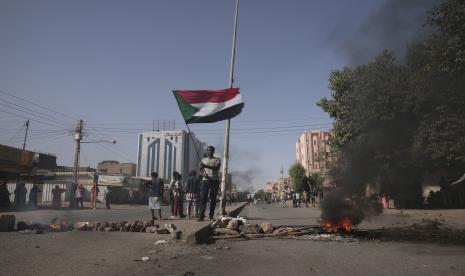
[0,215,181,239]
[210,216,357,242]
[73,220,180,236]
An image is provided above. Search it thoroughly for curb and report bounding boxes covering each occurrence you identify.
[186,202,248,245]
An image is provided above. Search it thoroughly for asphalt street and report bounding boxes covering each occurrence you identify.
[1,203,465,275]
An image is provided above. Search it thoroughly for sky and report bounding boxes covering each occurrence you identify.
[0,0,437,191]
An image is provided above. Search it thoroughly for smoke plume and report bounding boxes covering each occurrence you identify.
[338,0,441,65]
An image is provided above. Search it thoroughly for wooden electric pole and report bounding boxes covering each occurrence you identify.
[71,119,84,207]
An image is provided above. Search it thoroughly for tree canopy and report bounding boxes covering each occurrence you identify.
[288,162,306,192]
[318,0,465,207]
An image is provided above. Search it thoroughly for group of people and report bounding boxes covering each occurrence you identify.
[0,181,42,209]
[145,145,222,222]
[281,190,323,208]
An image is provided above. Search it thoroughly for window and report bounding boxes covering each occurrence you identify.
[147,137,150,142]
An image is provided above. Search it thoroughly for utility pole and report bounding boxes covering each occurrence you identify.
[71,119,84,208]
[22,120,29,150]
[220,0,240,216]
[16,120,30,186]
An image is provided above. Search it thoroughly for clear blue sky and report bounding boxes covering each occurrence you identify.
[0,0,434,191]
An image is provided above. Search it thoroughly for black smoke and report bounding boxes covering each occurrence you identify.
[337,0,442,65]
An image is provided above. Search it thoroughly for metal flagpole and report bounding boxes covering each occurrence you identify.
[220,0,240,216]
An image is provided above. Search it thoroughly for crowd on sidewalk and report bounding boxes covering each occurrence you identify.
[1,146,227,219]
[144,145,226,223]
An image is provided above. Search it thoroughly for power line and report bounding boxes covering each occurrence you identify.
[0,108,74,131]
[0,89,78,122]
[0,97,75,127]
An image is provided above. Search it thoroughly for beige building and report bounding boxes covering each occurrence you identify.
[264,177,291,199]
[97,160,136,176]
[296,130,332,178]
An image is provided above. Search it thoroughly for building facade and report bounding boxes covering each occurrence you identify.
[136,130,206,181]
[264,177,291,199]
[296,130,332,176]
[97,160,136,176]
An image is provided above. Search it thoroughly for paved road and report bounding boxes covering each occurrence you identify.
[1,203,465,275]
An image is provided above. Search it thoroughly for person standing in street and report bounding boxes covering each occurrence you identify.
[75,184,84,208]
[14,182,27,208]
[198,145,221,221]
[302,190,309,208]
[171,171,183,218]
[90,182,99,209]
[0,182,11,208]
[104,186,112,209]
[281,190,287,208]
[185,170,200,219]
[28,184,41,209]
[246,193,252,205]
[128,188,135,206]
[144,172,164,222]
[51,185,66,208]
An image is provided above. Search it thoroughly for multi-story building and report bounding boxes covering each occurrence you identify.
[97,160,136,176]
[264,177,291,199]
[296,130,332,177]
[136,130,206,181]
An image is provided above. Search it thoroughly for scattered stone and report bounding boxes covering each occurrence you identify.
[165,223,177,233]
[146,226,158,233]
[154,240,167,245]
[214,228,240,236]
[171,230,182,240]
[75,222,90,231]
[156,228,170,234]
[227,219,239,231]
[241,224,262,234]
[141,256,150,261]
[260,222,274,234]
[200,255,214,261]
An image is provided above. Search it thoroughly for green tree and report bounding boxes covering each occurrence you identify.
[317,0,465,207]
[309,173,324,193]
[288,162,306,192]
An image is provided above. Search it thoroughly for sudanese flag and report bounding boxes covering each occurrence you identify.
[173,88,244,124]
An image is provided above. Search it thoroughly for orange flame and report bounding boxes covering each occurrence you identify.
[321,217,353,232]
